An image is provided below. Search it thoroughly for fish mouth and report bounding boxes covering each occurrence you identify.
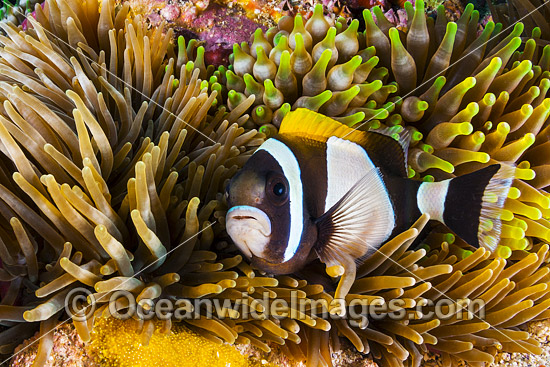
[226,206,272,259]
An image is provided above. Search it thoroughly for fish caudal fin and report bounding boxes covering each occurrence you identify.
[417,164,514,250]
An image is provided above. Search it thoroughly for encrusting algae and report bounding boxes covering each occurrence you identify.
[0,0,550,367]
[90,318,264,367]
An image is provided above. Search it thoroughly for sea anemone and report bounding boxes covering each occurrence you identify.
[0,0,42,25]
[0,0,266,360]
[486,0,550,44]
[222,4,397,134]
[218,2,550,366]
[0,1,550,367]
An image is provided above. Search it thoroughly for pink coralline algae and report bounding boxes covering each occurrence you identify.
[159,3,181,21]
[10,324,97,367]
[191,3,269,66]
[380,8,408,28]
[125,0,273,67]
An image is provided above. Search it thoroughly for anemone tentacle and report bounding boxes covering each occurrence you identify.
[0,1,549,367]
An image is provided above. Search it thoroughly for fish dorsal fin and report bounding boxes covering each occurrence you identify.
[280,108,370,144]
[371,126,411,155]
[279,108,408,177]
[361,130,409,177]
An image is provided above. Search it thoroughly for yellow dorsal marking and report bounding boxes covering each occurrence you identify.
[279,108,370,146]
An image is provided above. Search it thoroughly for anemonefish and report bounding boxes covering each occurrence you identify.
[226,108,513,275]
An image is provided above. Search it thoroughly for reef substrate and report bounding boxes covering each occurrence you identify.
[123,0,280,66]
[1,0,550,367]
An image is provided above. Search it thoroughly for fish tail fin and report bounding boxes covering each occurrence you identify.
[417,164,514,250]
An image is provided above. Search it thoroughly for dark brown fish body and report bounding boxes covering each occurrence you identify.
[226,109,514,275]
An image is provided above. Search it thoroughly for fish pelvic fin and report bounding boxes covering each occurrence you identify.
[314,167,395,268]
[417,164,514,250]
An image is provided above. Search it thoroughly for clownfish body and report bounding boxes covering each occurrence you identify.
[226,109,513,275]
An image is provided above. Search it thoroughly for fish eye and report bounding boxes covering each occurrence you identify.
[266,174,289,205]
[273,182,286,196]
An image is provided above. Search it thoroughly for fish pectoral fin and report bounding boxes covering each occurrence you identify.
[314,167,395,268]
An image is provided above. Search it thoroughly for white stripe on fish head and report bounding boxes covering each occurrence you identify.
[258,138,304,262]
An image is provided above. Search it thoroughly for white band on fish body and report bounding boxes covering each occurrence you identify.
[324,137,395,248]
[325,136,377,212]
[258,138,304,262]
[417,180,450,223]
